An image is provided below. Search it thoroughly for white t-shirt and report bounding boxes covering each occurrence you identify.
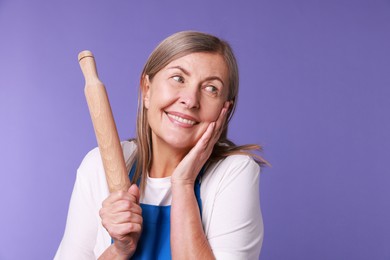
[55,141,263,260]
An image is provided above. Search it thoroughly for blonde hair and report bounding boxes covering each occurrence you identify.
[131,31,268,191]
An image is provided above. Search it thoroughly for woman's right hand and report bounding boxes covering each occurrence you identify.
[99,184,143,258]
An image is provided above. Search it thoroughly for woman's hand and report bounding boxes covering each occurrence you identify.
[99,184,142,258]
[170,101,230,260]
[171,101,230,186]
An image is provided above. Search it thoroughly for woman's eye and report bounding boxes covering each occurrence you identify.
[204,85,218,94]
[172,76,184,83]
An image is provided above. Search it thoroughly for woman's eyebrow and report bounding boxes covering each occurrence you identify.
[167,66,225,87]
[167,66,191,76]
[204,76,225,87]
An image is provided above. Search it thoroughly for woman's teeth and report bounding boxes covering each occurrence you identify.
[167,113,196,125]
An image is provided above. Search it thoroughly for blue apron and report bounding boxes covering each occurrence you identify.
[112,164,203,260]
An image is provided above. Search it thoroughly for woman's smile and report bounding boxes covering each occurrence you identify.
[165,111,199,127]
[143,52,229,151]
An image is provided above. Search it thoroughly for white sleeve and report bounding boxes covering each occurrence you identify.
[54,148,107,260]
[203,156,263,260]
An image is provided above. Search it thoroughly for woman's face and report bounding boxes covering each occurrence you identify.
[143,52,229,152]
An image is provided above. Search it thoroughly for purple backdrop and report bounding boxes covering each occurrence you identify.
[1,0,389,259]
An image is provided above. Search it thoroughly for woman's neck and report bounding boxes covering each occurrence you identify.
[149,138,190,178]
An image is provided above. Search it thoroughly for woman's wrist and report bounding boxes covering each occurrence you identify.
[112,243,134,259]
[171,180,195,192]
[98,243,132,260]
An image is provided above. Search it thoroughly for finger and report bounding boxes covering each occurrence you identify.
[101,209,143,227]
[111,209,143,225]
[100,199,142,222]
[178,122,213,165]
[124,210,143,224]
[196,122,216,151]
[102,190,134,207]
[108,222,143,239]
[110,197,143,214]
[215,102,229,132]
[101,206,143,228]
[112,200,142,215]
[194,101,229,153]
[128,184,140,204]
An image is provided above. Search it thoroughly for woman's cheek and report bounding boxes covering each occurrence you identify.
[202,103,224,122]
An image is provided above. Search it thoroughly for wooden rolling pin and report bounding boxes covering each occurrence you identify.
[78,50,130,192]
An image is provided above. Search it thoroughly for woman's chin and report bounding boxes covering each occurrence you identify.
[159,137,196,152]
[169,140,195,151]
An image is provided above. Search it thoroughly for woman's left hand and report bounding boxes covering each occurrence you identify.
[171,101,230,186]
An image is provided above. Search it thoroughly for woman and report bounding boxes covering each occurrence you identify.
[55,31,266,259]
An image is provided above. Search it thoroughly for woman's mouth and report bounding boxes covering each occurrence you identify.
[166,112,198,126]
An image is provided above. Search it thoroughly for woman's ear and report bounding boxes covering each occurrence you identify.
[142,75,151,109]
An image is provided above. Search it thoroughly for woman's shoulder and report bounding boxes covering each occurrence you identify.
[72,140,137,205]
[77,140,137,179]
[201,155,263,259]
[202,154,260,189]
[209,154,260,175]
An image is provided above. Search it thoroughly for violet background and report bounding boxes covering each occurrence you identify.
[1,0,389,259]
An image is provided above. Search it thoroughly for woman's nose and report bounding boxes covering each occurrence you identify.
[179,86,200,109]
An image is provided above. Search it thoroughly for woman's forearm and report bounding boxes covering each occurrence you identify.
[98,244,131,260]
[170,183,215,260]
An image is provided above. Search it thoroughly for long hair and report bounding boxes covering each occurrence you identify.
[131,31,268,192]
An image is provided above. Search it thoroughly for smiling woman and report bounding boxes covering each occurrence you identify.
[55,31,267,260]
[144,52,229,159]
